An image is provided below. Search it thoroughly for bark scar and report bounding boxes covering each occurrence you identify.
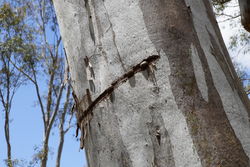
[155,126,161,145]
[74,55,160,149]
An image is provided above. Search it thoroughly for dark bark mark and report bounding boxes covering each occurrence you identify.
[155,126,161,145]
[84,0,96,44]
[147,105,175,167]
[84,56,96,92]
[120,151,132,167]
[139,0,250,166]
[202,0,250,118]
[109,91,115,103]
[128,75,136,87]
[75,55,160,149]
[84,56,96,79]
[89,80,96,92]
[73,89,92,149]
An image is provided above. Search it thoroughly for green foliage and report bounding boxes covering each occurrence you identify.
[212,0,231,13]
[0,2,37,92]
[245,84,250,95]
[229,29,250,53]
[0,2,38,166]
[214,0,250,53]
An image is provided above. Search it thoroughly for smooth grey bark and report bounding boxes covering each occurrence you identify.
[53,0,250,166]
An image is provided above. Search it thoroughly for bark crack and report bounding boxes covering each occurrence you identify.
[74,55,160,149]
[102,2,127,71]
[85,0,96,43]
[155,126,161,145]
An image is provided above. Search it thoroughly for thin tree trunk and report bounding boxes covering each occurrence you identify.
[56,85,71,167]
[40,135,49,167]
[53,0,250,166]
[3,57,13,167]
[56,126,64,167]
[40,81,64,167]
[4,109,12,167]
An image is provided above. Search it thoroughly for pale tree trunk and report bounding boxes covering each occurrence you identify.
[53,0,250,166]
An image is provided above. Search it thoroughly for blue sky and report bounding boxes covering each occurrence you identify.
[0,83,87,167]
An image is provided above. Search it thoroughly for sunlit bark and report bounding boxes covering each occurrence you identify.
[54,0,250,166]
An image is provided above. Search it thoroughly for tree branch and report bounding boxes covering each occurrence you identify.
[45,82,64,141]
[31,66,46,132]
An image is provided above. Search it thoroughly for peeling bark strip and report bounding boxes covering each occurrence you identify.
[74,55,160,149]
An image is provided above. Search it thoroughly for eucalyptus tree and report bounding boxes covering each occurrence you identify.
[53,0,250,166]
[0,3,36,166]
[5,1,74,167]
[54,0,250,166]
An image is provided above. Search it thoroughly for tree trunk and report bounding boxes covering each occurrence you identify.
[53,0,250,166]
[56,85,71,167]
[40,136,49,167]
[238,0,250,32]
[56,127,64,167]
[4,108,12,167]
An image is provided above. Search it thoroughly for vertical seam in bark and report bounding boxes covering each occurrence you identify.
[207,28,235,90]
[113,110,133,167]
[85,0,96,44]
[102,2,127,71]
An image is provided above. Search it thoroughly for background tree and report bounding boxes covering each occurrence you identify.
[0,3,36,166]
[0,1,74,167]
[12,1,74,166]
[54,0,250,166]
